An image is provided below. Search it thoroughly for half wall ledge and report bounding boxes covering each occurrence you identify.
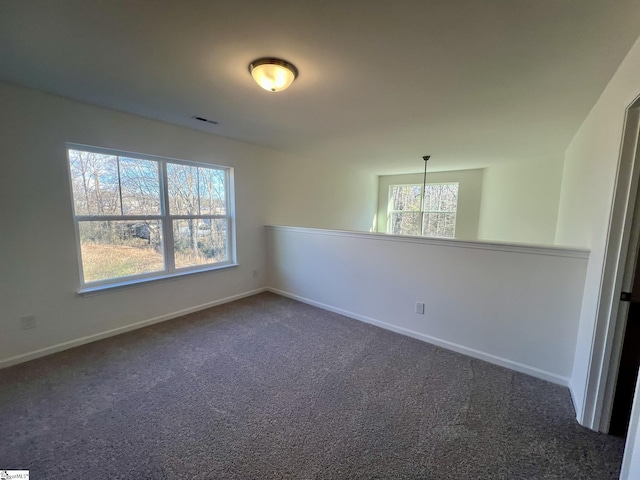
[265,225,590,259]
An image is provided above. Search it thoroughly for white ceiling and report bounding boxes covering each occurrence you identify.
[1,0,640,174]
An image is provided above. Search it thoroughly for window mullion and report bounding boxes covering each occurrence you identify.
[160,161,176,273]
[168,214,228,220]
[75,215,164,222]
[116,155,124,215]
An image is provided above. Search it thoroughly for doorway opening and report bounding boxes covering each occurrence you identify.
[599,101,640,437]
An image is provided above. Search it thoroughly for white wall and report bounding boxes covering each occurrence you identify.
[0,83,279,366]
[555,35,640,427]
[478,157,563,245]
[264,154,378,232]
[0,82,384,367]
[376,169,484,240]
[267,226,588,384]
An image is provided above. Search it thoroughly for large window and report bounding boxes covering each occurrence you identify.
[388,183,458,238]
[67,145,235,290]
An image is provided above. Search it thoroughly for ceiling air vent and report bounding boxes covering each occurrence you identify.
[191,115,218,125]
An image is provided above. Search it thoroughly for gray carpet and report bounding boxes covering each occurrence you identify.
[0,292,625,479]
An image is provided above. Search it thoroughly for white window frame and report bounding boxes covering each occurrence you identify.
[387,182,459,238]
[66,144,237,293]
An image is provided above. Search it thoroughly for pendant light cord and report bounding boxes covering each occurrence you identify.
[420,155,430,236]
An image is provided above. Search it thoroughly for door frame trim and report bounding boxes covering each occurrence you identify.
[580,96,640,431]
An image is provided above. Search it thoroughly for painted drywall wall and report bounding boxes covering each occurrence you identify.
[376,169,483,240]
[267,226,588,384]
[555,35,640,427]
[478,158,563,245]
[0,83,283,365]
[264,155,378,232]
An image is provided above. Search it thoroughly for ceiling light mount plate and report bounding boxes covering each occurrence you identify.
[249,57,298,92]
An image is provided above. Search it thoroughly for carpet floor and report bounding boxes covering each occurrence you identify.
[0,292,625,479]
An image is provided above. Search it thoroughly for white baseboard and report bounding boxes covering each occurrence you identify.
[0,287,268,369]
[2,285,570,388]
[268,287,570,387]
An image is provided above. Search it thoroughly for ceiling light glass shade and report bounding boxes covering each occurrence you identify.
[249,58,298,92]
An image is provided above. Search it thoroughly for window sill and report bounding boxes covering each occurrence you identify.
[78,262,239,296]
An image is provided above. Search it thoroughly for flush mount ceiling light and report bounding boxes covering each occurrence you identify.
[249,57,298,92]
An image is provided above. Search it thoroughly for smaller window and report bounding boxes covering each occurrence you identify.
[388,183,459,238]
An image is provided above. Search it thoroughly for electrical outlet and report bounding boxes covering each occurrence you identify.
[415,302,425,315]
[20,315,36,330]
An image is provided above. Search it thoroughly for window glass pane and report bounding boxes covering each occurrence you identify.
[173,218,228,269]
[69,149,121,215]
[167,163,199,215]
[390,212,421,236]
[198,167,227,215]
[423,213,456,238]
[390,185,421,211]
[425,184,458,212]
[119,157,161,215]
[423,184,440,211]
[78,220,164,282]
